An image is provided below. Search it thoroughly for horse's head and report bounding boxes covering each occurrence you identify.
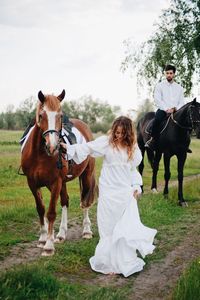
[37,90,65,156]
[188,98,200,135]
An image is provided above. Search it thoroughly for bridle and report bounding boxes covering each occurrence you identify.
[42,129,60,138]
[41,113,64,169]
[171,105,200,131]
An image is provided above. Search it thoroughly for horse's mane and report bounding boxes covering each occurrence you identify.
[44,95,61,111]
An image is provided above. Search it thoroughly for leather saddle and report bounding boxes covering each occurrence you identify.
[62,114,77,145]
[20,114,77,146]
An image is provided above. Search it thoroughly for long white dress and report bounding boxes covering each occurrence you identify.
[66,135,157,277]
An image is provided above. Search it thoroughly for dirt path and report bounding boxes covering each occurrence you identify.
[145,173,200,193]
[0,220,83,272]
[130,223,200,300]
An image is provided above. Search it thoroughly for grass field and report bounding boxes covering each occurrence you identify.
[172,257,200,300]
[0,129,200,299]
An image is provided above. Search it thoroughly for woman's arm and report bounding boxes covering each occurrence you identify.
[61,135,109,164]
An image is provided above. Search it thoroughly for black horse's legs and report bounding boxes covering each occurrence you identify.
[177,152,187,206]
[138,146,145,192]
[163,153,171,197]
[138,146,145,176]
[151,151,162,192]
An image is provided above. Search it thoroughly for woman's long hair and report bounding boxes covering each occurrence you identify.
[109,116,137,160]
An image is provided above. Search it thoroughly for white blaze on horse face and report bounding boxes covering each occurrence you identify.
[45,110,58,149]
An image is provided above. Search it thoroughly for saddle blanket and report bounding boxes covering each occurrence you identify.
[21,126,86,161]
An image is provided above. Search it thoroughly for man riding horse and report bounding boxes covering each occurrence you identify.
[145,64,191,153]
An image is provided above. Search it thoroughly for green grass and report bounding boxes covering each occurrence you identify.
[0,129,23,143]
[0,264,130,300]
[172,257,200,300]
[0,131,200,299]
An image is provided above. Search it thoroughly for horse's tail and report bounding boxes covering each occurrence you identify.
[146,148,155,169]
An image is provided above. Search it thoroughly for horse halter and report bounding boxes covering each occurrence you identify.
[41,114,63,169]
[42,112,63,139]
[42,129,60,138]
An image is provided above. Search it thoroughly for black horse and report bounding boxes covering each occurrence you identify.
[137,98,200,206]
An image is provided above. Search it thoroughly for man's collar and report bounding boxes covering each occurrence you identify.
[165,79,174,85]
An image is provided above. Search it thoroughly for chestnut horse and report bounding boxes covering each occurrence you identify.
[21,90,96,256]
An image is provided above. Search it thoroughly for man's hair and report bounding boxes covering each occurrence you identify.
[165,64,176,73]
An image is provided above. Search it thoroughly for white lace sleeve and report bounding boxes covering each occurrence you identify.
[66,135,109,164]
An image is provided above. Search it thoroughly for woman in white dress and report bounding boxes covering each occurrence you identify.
[61,116,157,277]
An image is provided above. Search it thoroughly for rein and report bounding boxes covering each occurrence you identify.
[171,105,200,131]
[56,129,64,169]
[170,113,192,130]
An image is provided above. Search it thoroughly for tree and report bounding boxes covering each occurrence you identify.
[4,105,16,129]
[134,99,155,123]
[15,96,36,129]
[121,0,200,96]
[62,95,121,133]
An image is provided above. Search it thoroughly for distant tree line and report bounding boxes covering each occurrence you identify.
[0,95,121,133]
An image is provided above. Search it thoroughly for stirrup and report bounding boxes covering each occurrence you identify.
[145,137,153,147]
[145,138,155,150]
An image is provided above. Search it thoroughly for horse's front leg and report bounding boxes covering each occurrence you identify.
[138,145,145,192]
[177,152,188,207]
[163,153,171,198]
[82,208,92,239]
[79,158,95,239]
[42,179,62,256]
[27,179,48,248]
[151,151,162,193]
[55,182,69,243]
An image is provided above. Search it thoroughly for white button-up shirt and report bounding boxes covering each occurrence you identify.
[154,80,185,111]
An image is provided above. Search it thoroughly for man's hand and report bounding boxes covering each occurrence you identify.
[166,107,176,114]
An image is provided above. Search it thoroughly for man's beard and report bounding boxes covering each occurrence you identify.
[167,77,173,82]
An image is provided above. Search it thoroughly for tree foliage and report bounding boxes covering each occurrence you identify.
[121,0,200,95]
[134,98,155,123]
[62,95,121,133]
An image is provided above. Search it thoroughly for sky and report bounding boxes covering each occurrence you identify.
[0,0,170,113]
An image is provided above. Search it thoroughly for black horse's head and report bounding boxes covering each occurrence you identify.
[188,98,200,136]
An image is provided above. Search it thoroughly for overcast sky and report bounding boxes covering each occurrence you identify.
[0,0,170,113]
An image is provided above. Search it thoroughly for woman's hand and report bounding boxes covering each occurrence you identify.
[60,142,67,153]
[133,190,141,200]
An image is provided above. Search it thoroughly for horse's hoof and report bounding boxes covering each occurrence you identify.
[152,188,158,194]
[41,249,55,256]
[164,194,168,199]
[178,201,188,207]
[54,236,65,243]
[82,232,93,239]
[37,241,46,248]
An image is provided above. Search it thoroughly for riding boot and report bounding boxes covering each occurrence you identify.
[145,137,155,151]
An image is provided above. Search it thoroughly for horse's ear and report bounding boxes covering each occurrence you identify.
[192,98,197,104]
[38,91,45,103]
[57,89,65,102]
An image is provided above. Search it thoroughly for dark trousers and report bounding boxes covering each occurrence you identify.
[151,109,167,138]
